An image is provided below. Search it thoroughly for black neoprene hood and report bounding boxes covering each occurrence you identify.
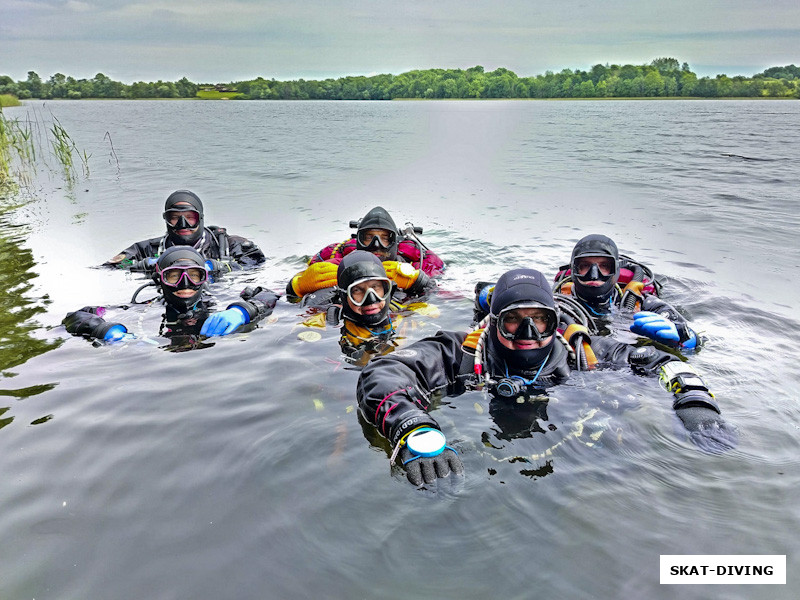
[337,250,391,326]
[164,190,205,246]
[156,246,206,312]
[570,234,620,305]
[165,190,204,216]
[490,268,556,315]
[356,206,399,260]
[337,250,388,289]
[357,206,398,236]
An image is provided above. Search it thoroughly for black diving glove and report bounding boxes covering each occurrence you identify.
[674,391,738,453]
[396,428,464,486]
[129,257,157,273]
[63,308,128,341]
[234,286,280,319]
[399,446,464,486]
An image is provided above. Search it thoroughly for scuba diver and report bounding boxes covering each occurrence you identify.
[356,268,736,486]
[301,206,445,278]
[475,234,698,350]
[552,234,698,349]
[66,246,278,349]
[294,251,437,363]
[102,189,266,272]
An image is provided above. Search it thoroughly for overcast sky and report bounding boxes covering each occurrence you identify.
[4,0,799,83]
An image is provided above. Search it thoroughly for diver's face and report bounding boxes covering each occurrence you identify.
[573,256,615,287]
[165,202,201,238]
[346,279,388,317]
[494,308,553,350]
[359,228,394,259]
[160,259,205,300]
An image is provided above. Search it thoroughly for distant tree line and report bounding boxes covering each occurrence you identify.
[0,72,198,99]
[2,59,799,101]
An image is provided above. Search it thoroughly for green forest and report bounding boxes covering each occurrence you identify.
[2,59,799,101]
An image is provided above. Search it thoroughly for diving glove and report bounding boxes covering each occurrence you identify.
[631,311,697,349]
[397,428,464,486]
[382,261,430,294]
[63,308,129,341]
[200,307,248,337]
[289,262,339,296]
[675,402,738,453]
[129,257,157,273]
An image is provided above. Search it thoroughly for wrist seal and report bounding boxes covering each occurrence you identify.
[659,361,709,394]
[227,301,256,323]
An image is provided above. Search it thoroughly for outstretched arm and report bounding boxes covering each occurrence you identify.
[101,238,160,269]
[356,331,468,484]
[62,307,130,342]
[591,338,737,452]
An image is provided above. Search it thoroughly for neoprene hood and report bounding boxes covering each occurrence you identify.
[356,206,399,260]
[164,189,205,246]
[570,234,620,306]
[156,246,206,312]
[488,268,557,371]
[337,250,391,326]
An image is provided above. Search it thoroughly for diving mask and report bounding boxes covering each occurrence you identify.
[344,277,392,307]
[572,254,617,283]
[163,209,201,229]
[157,264,208,287]
[495,302,558,342]
[357,228,396,252]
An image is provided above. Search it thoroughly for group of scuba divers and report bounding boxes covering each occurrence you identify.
[63,189,737,487]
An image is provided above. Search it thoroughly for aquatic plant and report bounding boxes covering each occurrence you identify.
[0,107,89,192]
[0,108,35,192]
[0,94,22,108]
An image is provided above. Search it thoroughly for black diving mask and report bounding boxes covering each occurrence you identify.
[163,209,201,229]
[572,255,617,283]
[357,229,396,251]
[495,303,558,342]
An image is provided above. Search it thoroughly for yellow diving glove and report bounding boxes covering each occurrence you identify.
[290,261,339,296]
[383,261,420,290]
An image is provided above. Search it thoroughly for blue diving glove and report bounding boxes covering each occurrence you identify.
[102,323,131,342]
[200,307,247,337]
[631,311,697,349]
[397,428,464,486]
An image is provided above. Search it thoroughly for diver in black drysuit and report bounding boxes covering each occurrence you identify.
[102,190,265,271]
[66,246,278,349]
[357,268,736,486]
[554,234,699,348]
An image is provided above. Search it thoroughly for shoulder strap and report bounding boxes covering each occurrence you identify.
[461,328,483,351]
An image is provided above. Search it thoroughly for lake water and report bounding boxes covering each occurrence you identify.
[1,99,799,599]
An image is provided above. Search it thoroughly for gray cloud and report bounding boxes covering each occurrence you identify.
[4,0,799,81]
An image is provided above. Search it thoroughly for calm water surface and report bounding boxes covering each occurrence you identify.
[1,99,799,599]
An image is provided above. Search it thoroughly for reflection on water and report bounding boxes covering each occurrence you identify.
[1,100,799,600]
[0,195,60,428]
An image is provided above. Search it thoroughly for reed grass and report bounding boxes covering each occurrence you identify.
[0,107,89,191]
[0,95,22,108]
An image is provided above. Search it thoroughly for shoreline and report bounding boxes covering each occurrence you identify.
[9,95,798,104]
